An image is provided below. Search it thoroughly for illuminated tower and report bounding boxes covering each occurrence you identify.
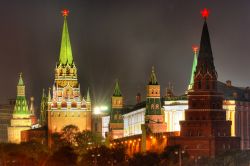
[188,46,198,90]
[109,80,124,139]
[168,9,240,158]
[145,66,167,133]
[47,10,92,142]
[8,73,32,143]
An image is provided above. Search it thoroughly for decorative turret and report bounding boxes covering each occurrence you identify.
[40,89,48,126]
[13,73,29,115]
[188,46,198,90]
[29,97,35,115]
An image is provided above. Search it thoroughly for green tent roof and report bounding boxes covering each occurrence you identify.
[59,15,73,65]
[113,80,122,97]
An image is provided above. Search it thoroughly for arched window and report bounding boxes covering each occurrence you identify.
[206,78,210,89]
[198,80,202,89]
[151,104,155,109]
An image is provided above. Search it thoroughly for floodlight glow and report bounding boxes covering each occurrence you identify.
[93,105,108,114]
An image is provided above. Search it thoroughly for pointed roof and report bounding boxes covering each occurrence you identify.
[18,73,24,86]
[113,80,122,97]
[196,20,216,76]
[59,10,73,65]
[48,87,51,102]
[188,46,198,90]
[149,66,158,85]
[86,88,91,102]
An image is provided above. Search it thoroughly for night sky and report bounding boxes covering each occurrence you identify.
[1,0,250,108]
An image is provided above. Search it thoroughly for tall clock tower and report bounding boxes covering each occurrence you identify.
[47,10,92,144]
[145,66,167,133]
[109,80,124,139]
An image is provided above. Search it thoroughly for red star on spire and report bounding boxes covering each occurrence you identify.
[192,45,199,54]
[201,8,209,19]
[61,9,69,17]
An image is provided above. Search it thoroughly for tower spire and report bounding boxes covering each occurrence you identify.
[113,80,122,97]
[194,8,217,92]
[59,9,73,66]
[188,45,198,90]
[149,66,158,85]
[86,88,91,102]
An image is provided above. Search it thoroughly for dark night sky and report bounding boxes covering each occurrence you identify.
[1,0,250,107]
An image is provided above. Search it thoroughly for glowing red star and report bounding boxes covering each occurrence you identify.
[61,9,69,17]
[201,8,209,19]
[192,45,199,54]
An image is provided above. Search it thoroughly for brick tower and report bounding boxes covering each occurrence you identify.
[168,9,240,158]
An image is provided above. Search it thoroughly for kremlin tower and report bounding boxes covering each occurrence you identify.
[145,66,167,133]
[8,73,32,143]
[109,80,124,139]
[47,10,92,143]
[168,9,240,158]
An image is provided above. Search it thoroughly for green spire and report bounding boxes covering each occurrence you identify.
[86,88,91,102]
[13,73,29,115]
[113,80,122,97]
[18,73,24,86]
[39,89,48,126]
[149,66,158,85]
[188,47,198,90]
[59,12,73,65]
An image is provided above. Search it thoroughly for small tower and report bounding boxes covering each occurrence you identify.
[109,80,124,139]
[145,66,167,133]
[8,73,32,143]
[29,96,38,125]
[39,89,48,127]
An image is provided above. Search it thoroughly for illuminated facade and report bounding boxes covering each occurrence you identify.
[47,10,92,144]
[8,74,32,143]
[109,80,124,139]
[123,107,145,137]
[164,99,187,132]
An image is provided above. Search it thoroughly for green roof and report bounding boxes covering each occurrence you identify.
[59,15,73,65]
[149,66,158,85]
[113,80,122,97]
[188,50,198,89]
[13,96,29,114]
